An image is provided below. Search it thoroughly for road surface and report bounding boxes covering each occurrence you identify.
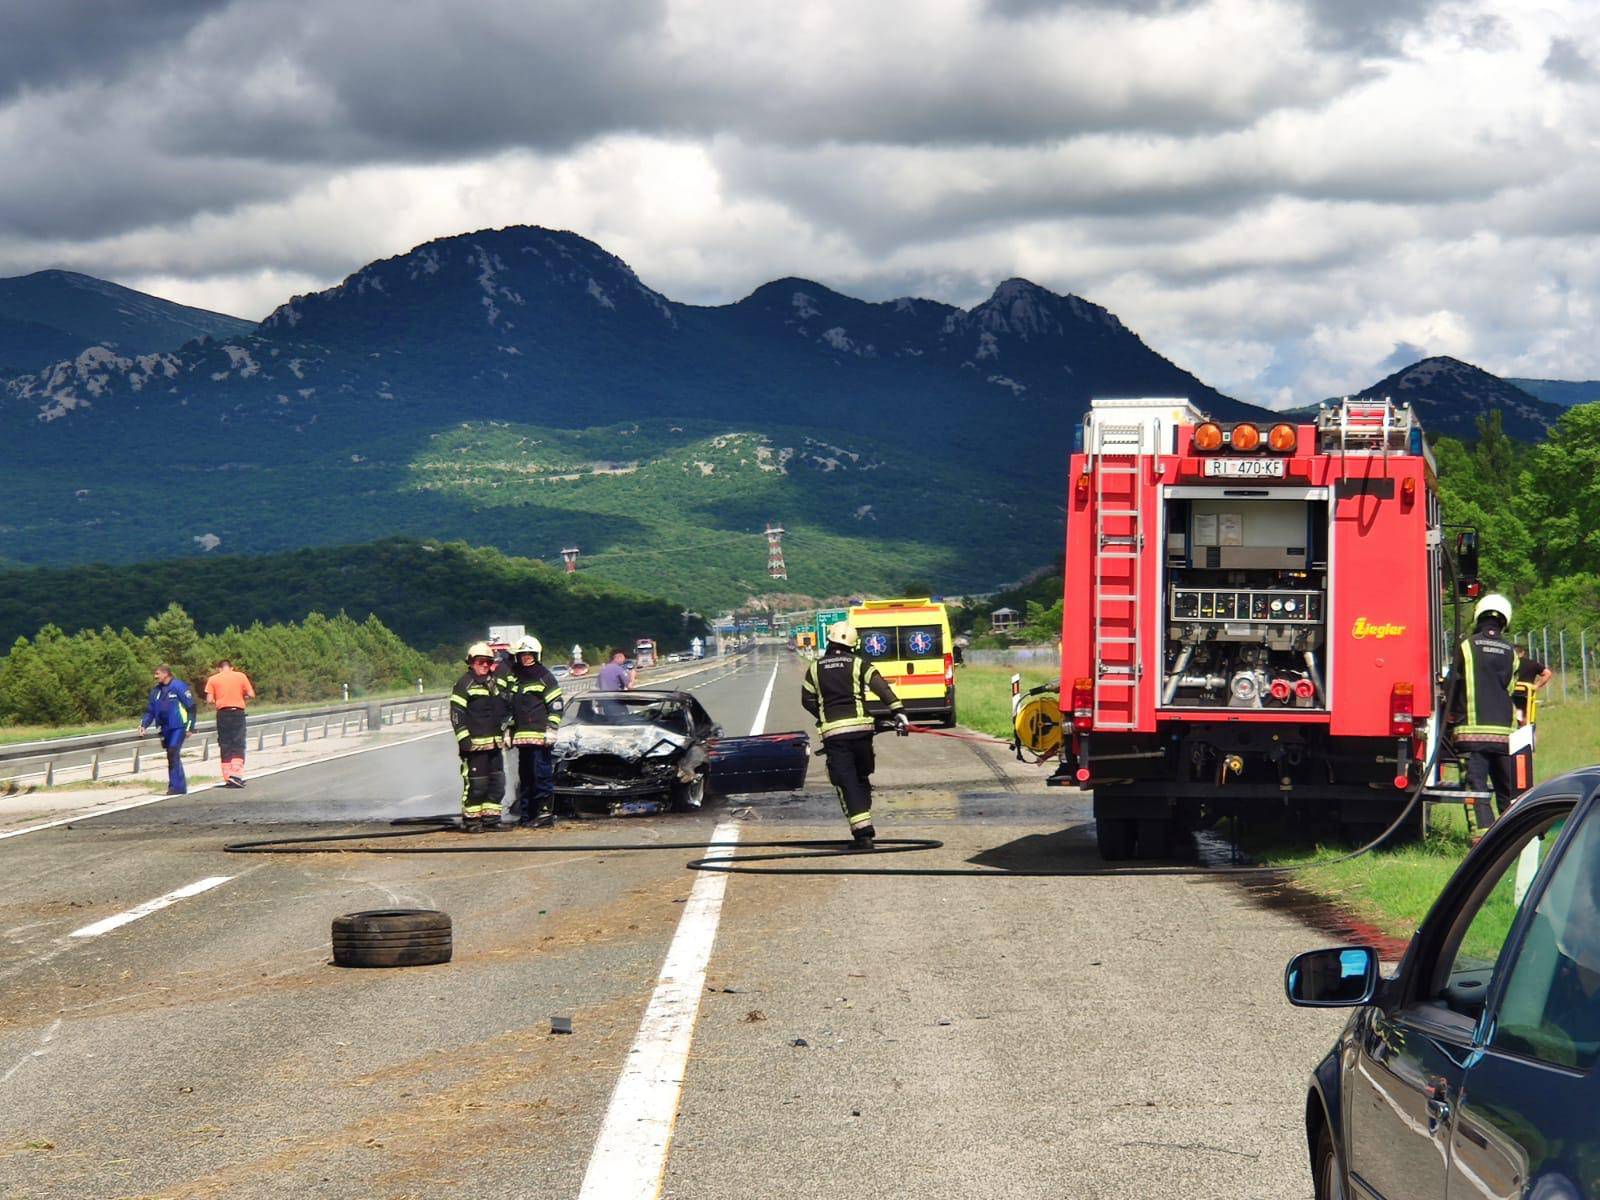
[0,648,1345,1198]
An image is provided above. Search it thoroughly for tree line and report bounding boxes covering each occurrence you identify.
[0,604,444,726]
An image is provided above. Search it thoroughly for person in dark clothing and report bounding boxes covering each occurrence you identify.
[1449,593,1547,835]
[139,665,197,795]
[450,642,509,832]
[503,635,565,827]
[800,621,909,850]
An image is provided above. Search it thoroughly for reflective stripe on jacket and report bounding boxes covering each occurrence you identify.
[801,648,902,738]
[450,671,508,750]
[142,680,197,735]
[504,663,564,745]
[1452,633,1521,747]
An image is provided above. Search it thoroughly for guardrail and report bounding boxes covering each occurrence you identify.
[0,654,744,790]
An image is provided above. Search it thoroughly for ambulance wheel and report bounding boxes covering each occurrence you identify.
[1096,817,1138,860]
[1136,818,1175,859]
[940,701,957,729]
[332,909,452,968]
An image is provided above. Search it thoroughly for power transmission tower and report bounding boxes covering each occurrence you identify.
[765,523,788,580]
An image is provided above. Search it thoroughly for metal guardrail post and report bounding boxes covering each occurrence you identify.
[132,747,141,772]
[44,758,54,787]
[201,738,210,762]
[91,752,100,782]
[281,724,289,747]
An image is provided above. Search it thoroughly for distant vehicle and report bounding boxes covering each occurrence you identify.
[634,638,658,670]
[549,664,571,680]
[666,652,686,663]
[1287,771,1600,1200]
[550,690,809,815]
[849,598,956,728]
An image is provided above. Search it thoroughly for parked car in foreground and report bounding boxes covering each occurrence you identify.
[1287,768,1600,1199]
[550,690,809,815]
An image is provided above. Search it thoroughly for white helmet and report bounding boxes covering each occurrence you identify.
[512,635,543,657]
[826,621,859,648]
[1474,592,1513,626]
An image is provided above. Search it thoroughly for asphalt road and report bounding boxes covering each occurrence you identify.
[0,648,1347,1198]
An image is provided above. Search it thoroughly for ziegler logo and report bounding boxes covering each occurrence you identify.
[1352,617,1406,640]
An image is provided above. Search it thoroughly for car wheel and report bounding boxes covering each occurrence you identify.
[332,909,452,968]
[671,773,706,812]
[1312,1120,1344,1200]
[940,699,957,729]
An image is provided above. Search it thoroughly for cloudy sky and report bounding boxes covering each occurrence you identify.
[3,0,1597,404]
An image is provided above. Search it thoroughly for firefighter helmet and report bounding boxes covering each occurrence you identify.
[512,635,542,657]
[1474,593,1513,626]
[826,621,859,648]
[465,641,495,662]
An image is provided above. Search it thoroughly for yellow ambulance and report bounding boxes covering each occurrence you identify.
[847,598,957,727]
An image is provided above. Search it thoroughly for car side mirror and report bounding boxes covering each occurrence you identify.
[1455,530,1481,596]
[1285,947,1379,1007]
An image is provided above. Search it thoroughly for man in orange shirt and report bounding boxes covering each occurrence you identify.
[205,659,256,788]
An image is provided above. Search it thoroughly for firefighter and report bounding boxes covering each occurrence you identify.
[800,620,909,850]
[450,642,509,832]
[503,635,565,827]
[1449,593,1547,836]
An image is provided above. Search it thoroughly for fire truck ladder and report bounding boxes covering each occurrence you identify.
[1089,420,1147,731]
[1323,396,1412,457]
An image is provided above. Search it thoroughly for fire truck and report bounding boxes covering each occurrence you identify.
[1048,396,1476,860]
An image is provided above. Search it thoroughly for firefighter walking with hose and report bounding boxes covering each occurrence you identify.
[801,621,909,850]
[1448,592,1549,838]
[503,635,564,827]
[451,642,509,832]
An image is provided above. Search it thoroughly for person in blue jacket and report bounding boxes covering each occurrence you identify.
[139,664,197,795]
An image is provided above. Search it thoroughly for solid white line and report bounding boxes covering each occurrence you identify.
[68,875,234,939]
[0,727,446,843]
[747,661,779,736]
[577,821,741,1200]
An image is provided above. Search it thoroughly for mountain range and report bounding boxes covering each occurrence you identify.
[0,226,1587,608]
[0,269,252,377]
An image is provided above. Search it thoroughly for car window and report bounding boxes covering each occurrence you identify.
[1492,811,1600,1069]
[1424,811,1568,1024]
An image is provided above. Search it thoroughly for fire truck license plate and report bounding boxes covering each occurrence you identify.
[1203,458,1285,478]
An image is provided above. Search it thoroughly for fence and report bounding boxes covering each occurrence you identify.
[1512,627,1600,704]
[0,659,696,788]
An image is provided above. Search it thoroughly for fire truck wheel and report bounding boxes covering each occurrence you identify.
[1095,817,1138,860]
[1136,818,1175,859]
[332,909,452,968]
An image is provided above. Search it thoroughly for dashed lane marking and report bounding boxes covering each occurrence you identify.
[67,875,234,940]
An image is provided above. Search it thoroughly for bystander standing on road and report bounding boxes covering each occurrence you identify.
[139,664,198,795]
[597,648,633,692]
[204,658,256,788]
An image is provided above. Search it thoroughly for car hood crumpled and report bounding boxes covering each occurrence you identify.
[552,725,690,761]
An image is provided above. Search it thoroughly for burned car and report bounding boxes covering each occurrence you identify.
[551,690,809,814]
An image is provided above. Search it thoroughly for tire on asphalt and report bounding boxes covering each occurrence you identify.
[1095,816,1138,860]
[940,698,958,729]
[331,909,452,968]
[1312,1117,1344,1200]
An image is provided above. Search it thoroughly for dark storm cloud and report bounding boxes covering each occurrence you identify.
[0,0,226,103]
[1544,37,1597,81]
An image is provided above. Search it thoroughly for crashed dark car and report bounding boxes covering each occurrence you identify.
[551,690,809,815]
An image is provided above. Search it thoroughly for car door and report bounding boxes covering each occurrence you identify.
[1448,786,1600,1198]
[1345,798,1574,1200]
[706,733,811,795]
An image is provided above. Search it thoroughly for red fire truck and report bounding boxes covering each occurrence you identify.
[1052,396,1472,860]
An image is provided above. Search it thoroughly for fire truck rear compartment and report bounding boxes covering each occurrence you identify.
[1160,494,1329,711]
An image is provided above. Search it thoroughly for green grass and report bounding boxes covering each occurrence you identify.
[960,664,1600,944]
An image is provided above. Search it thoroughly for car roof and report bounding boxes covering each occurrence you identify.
[578,690,693,702]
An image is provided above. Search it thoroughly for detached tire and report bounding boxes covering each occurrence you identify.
[332,908,452,968]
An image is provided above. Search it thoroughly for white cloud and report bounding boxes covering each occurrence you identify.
[1,0,1597,404]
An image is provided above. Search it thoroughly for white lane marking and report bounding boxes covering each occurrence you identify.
[0,727,445,843]
[747,661,779,736]
[577,821,741,1200]
[68,875,234,939]
[1,1017,61,1084]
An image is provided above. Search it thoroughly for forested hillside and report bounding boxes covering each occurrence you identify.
[0,538,702,655]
